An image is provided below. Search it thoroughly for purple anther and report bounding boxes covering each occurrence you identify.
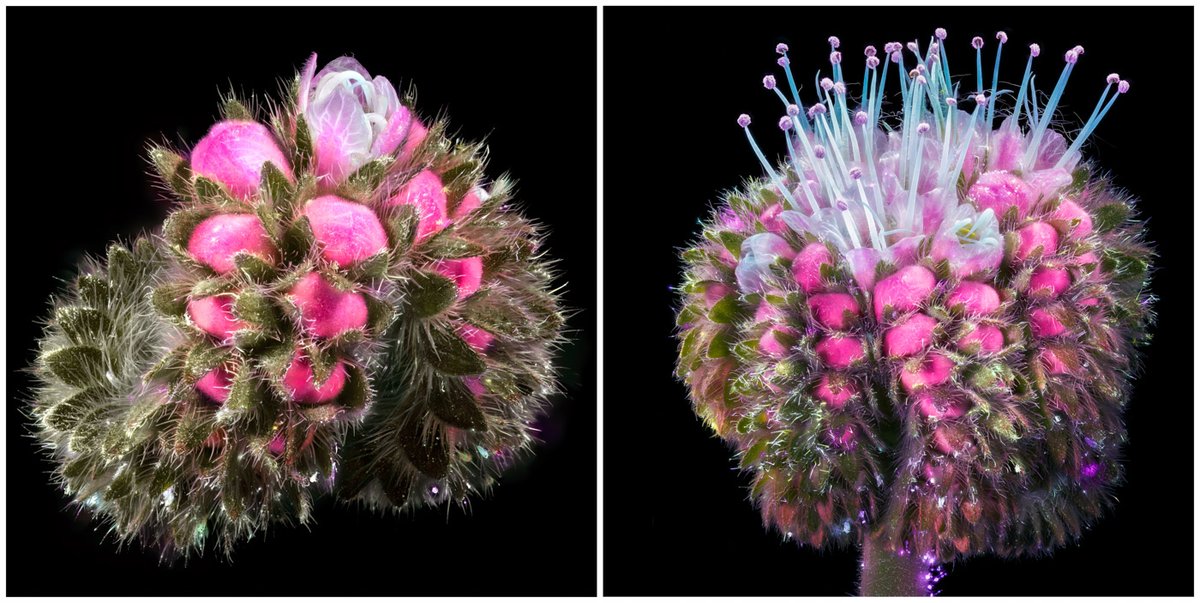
[820,77,834,91]
[1106,73,1120,84]
[935,28,947,40]
[814,144,827,159]
[975,93,987,106]
[885,42,901,54]
[787,104,800,117]
[849,167,863,179]
[916,122,930,134]
[996,31,1008,43]
[971,36,984,50]
[737,114,752,128]
[835,198,849,210]
[1073,45,1085,55]
[778,116,793,130]
[830,51,842,65]
[1065,50,1079,64]
[946,97,957,106]
[763,75,777,90]
[1029,43,1041,57]
[853,111,868,126]
[777,56,790,67]
[1117,80,1130,93]
[916,75,928,86]
[907,41,920,54]
[810,104,827,116]
[867,56,880,69]
[890,51,901,63]
[828,36,841,49]
[776,43,789,54]
[833,81,846,95]
[865,45,877,57]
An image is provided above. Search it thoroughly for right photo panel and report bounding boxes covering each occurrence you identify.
[603,6,1191,597]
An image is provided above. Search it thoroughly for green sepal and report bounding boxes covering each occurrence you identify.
[386,204,419,255]
[221,97,253,121]
[364,294,395,334]
[398,418,449,479]
[232,291,280,331]
[707,330,731,359]
[107,244,136,282]
[261,159,295,212]
[424,325,487,375]
[301,403,344,424]
[107,467,135,500]
[340,157,393,198]
[304,343,338,387]
[407,270,458,318]
[148,145,192,196]
[44,388,103,431]
[193,176,236,206]
[718,231,745,258]
[429,379,487,431]
[232,252,276,283]
[152,283,191,318]
[43,346,106,389]
[707,296,743,324]
[56,307,108,343]
[281,216,316,263]
[348,251,391,282]
[380,468,413,507]
[421,233,484,259]
[333,365,369,412]
[144,345,188,384]
[463,293,539,342]
[76,274,111,307]
[191,277,236,298]
[1093,203,1129,233]
[258,341,296,380]
[293,114,314,172]
[163,208,214,250]
[185,344,229,380]
[223,366,259,413]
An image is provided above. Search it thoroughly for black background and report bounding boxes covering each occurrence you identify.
[7,7,596,596]
[604,6,1193,597]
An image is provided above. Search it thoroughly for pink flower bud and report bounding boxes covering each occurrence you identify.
[303,196,389,267]
[704,283,732,306]
[884,313,938,357]
[1038,348,1070,375]
[1029,307,1066,337]
[187,294,247,342]
[932,424,970,455]
[914,391,970,420]
[387,169,449,242]
[188,214,275,275]
[458,323,495,352]
[754,298,782,323]
[399,118,429,162]
[190,120,293,201]
[956,323,1004,354]
[464,376,488,398]
[806,292,860,329]
[1015,221,1060,260]
[196,365,233,403]
[283,351,348,403]
[759,326,796,358]
[792,243,834,293]
[873,265,937,320]
[968,170,1035,220]
[289,272,369,338]
[453,188,485,220]
[945,281,1001,316]
[1029,267,1071,298]
[815,335,865,369]
[900,353,953,392]
[433,257,484,300]
[268,431,287,456]
[814,373,858,409]
[1051,199,1094,238]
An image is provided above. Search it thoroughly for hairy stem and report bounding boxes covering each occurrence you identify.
[858,533,930,596]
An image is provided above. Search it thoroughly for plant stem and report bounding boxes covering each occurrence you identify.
[858,534,930,596]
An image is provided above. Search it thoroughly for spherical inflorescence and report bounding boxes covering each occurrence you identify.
[676,31,1153,564]
[30,54,565,558]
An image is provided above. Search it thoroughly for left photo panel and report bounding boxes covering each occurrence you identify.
[7,6,596,596]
